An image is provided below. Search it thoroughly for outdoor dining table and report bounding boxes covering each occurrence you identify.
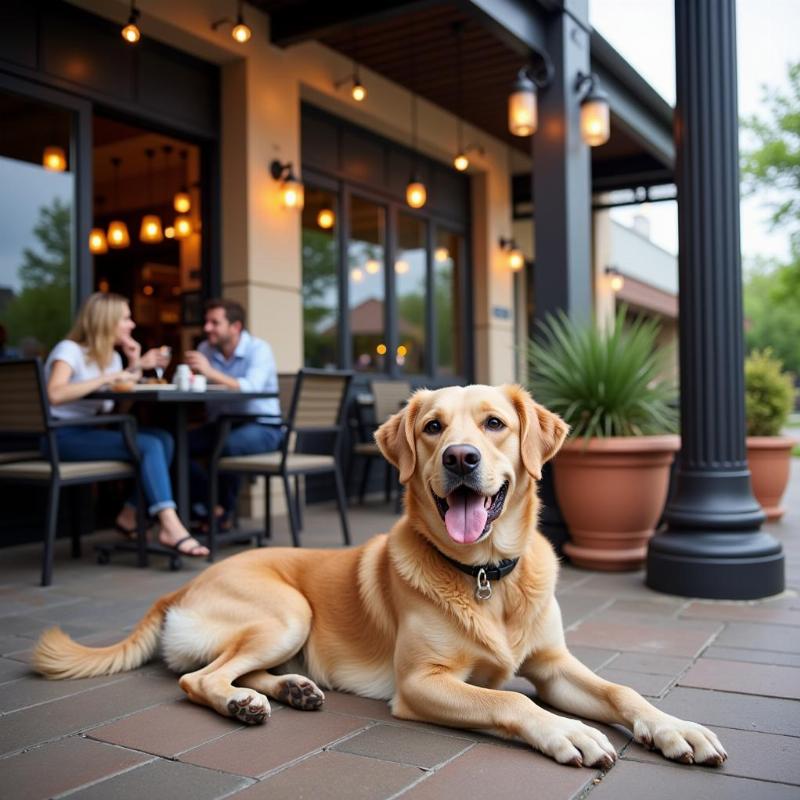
[88,385,279,524]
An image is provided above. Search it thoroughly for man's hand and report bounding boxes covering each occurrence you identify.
[184,350,212,377]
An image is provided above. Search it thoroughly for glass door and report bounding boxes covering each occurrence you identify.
[0,89,78,357]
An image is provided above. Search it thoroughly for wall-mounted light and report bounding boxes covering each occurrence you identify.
[605,266,624,292]
[508,59,553,137]
[317,208,335,229]
[575,72,610,147]
[270,160,304,209]
[499,237,525,271]
[42,145,67,172]
[88,228,108,254]
[121,1,141,43]
[212,1,251,43]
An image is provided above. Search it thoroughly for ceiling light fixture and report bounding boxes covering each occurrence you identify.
[212,0,252,43]
[121,1,141,43]
[173,149,192,214]
[140,148,163,243]
[107,157,130,249]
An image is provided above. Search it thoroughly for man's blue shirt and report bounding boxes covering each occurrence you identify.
[198,330,280,422]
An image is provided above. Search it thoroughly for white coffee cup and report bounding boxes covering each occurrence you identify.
[174,364,192,391]
[192,374,207,392]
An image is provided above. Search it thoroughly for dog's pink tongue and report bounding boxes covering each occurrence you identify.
[445,490,488,543]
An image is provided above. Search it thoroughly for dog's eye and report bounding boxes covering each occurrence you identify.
[485,416,505,431]
[423,419,442,435]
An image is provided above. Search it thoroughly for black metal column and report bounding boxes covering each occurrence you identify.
[532,2,592,552]
[646,0,784,599]
[532,2,593,324]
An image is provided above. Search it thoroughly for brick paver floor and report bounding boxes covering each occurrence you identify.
[1,462,798,799]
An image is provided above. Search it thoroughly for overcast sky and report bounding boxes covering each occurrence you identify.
[590,0,799,264]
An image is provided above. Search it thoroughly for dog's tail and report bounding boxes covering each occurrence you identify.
[32,589,182,680]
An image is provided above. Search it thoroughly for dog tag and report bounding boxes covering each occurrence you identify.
[475,568,492,601]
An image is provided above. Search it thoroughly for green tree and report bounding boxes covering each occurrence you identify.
[743,257,800,375]
[3,197,72,354]
[741,60,800,304]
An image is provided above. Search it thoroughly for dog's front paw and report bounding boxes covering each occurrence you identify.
[226,689,270,724]
[633,715,727,766]
[528,717,618,768]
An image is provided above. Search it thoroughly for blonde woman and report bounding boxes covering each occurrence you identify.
[45,292,208,557]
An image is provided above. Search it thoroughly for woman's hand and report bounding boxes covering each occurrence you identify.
[140,347,171,371]
[110,369,140,386]
[119,335,142,368]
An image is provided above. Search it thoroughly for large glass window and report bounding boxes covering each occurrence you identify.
[302,187,339,368]
[91,115,204,357]
[396,213,427,375]
[435,229,464,377]
[0,91,74,358]
[349,196,386,372]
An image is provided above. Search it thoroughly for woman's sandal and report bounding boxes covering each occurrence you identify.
[160,534,209,558]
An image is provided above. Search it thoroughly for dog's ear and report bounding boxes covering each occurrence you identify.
[503,384,569,480]
[375,390,429,483]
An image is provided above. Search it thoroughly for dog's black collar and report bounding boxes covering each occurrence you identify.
[434,547,519,601]
[439,552,520,582]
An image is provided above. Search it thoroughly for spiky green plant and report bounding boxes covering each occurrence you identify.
[527,308,678,439]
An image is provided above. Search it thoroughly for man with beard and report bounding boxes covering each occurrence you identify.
[185,298,282,529]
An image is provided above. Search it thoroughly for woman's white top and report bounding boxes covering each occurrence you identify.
[44,339,121,420]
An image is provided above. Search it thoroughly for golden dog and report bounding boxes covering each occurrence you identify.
[33,385,726,768]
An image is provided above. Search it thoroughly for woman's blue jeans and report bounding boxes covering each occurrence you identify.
[47,426,177,517]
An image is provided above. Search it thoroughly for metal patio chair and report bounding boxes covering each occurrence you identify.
[351,379,411,504]
[0,359,146,586]
[207,368,353,554]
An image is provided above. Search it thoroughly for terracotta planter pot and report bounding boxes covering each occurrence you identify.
[747,436,797,522]
[554,435,680,571]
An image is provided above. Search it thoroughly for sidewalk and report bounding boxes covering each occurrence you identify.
[1,463,798,800]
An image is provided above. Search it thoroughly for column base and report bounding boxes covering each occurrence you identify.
[646,531,785,599]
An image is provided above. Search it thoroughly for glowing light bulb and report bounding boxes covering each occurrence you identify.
[232,21,251,43]
[317,208,335,229]
[406,181,426,209]
[453,153,469,172]
[394,260,410,275]
[173,191,191,214]
[42,146,67,172]
[434,247,450,262]
[351,81,367,102]
[121,23,140,43]
[365,258,381,274]
[88,228,108,254]
[107,221,130,249]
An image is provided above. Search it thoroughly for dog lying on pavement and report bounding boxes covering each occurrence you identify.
[33,384,726,768]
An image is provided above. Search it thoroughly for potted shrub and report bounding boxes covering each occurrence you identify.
[745,349,797,521]
[528,308,679,571]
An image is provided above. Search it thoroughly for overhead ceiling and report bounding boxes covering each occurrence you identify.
[249,0,670,182]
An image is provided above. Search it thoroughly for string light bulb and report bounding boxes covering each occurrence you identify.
[317,208,335,229]
[121,1,141,43]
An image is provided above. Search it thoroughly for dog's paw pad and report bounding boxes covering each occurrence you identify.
[227,691,270,724]
[278,678,325,710]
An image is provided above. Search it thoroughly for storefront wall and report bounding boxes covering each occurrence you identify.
[72,0,521,385]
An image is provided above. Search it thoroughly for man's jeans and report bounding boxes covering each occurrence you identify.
[189,422,283,516]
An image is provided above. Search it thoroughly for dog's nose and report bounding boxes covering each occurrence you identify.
[442,444,481,476]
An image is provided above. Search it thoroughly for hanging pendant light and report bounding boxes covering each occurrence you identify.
[121,1,141,43]
[140,148,163,243]
[42,145,67,172]
[174,215,193,239]
[107,157,130,249]
[406,94,427,209]
[173,149,192,213]
[231,1,252,43]
[89,228,108,254]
